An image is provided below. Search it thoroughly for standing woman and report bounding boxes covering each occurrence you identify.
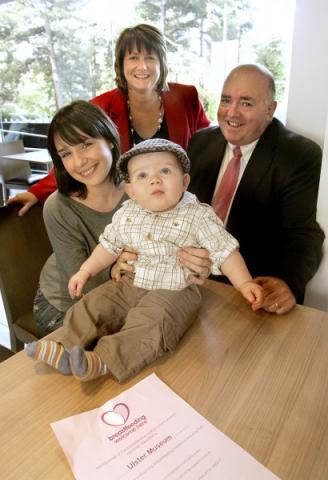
[9,24,210,214]
[34,101,126,334]
[94,23,210,152]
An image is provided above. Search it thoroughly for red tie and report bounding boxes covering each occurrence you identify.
[212,146,242,222]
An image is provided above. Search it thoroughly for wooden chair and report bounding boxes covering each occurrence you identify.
[0,203,52,352]
[0,344,14,362]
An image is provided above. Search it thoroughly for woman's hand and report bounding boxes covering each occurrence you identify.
[110,250,138,282]
[178,246,211,285]
[7,192,39,216]
[254,276,296,314]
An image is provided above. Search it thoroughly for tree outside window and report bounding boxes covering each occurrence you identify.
[0,0,295,123]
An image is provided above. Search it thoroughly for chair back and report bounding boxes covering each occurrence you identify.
[0,344,14,362]
[0,203,52,351]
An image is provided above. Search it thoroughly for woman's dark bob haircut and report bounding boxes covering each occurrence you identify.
[47,100,121,198]
[115,23,169,93]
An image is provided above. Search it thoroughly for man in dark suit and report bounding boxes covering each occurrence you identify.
[186,64,324,314]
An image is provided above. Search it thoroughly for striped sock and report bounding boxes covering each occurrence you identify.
[70,345,109,382]
[25,340,71,375]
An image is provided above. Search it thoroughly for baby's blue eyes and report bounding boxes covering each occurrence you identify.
[137,172,147,180]
[136,168,171,180]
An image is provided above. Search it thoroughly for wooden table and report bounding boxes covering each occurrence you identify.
[1,281,328,480]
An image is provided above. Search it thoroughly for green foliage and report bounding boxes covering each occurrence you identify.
[0,0,288,121]
[198,85,217,122]
[0,9,27,104]
[254,39,286,101]
[0,0,115,118]
[136,0,252,56]
[17,71,56,119]
[136,0,253,97]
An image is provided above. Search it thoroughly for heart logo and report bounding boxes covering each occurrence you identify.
[101,403,130,426]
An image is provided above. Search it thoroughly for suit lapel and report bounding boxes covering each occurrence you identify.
[227,120,278,230]
[203,130,226,204]
[189,127,227,204]
[235,120,277,200]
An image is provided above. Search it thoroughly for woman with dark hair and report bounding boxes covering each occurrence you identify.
[9,23,209,213]
[34,100,126,334]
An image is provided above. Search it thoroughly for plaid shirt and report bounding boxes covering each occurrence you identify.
[99,192,239,290]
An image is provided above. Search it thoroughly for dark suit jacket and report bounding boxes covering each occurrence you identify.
[30,83,210,202]
[188,118,325,303]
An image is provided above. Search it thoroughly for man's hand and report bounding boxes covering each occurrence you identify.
[7,192,39,216]
[110,251,137,282]
[254,276,296,314]
[178,247,212,285]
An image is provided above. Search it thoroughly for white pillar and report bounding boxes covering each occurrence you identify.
[286,0,328,310]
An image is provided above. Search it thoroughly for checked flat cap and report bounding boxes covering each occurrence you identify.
[117,138,190,181]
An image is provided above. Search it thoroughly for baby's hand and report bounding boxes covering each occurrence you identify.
[68,269,91,299]
[238,281,263,311]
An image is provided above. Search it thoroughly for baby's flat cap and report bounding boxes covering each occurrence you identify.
[117,138,190,181]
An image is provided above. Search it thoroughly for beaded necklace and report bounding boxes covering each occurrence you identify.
[127,95,163,145]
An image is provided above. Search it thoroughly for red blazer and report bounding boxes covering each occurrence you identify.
[29,83,210,202]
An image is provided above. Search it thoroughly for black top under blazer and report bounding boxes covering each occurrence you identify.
[188,118,325,303]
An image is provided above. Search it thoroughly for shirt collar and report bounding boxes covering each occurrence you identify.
[228,139,259,158]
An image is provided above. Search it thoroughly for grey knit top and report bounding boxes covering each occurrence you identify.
[39,191,125,312]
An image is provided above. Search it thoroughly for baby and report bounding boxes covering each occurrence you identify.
[27,139,262,383]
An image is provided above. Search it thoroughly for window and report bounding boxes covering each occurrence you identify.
[0,0,295,126]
